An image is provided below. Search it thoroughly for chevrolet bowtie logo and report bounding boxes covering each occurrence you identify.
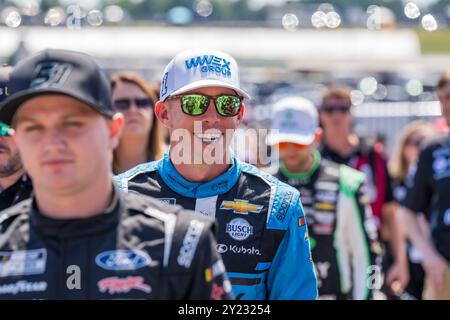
[220,200,263,214]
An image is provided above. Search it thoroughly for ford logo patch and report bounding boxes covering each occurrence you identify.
[95,250,152,271]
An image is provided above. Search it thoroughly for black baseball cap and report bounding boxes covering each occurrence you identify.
[0,49,114,126]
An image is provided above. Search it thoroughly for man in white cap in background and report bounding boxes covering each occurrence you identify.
[268,96,380,300]
[116,48,317,300]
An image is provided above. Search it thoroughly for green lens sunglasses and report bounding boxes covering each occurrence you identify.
[169,94,243,117]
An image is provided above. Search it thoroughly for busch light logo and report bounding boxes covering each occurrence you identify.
[226,218,253,241]
[95,250,152,271]
[185,55,231,77]
[30,62,73,89]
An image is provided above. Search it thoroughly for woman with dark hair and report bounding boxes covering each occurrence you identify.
[111,72,166,174]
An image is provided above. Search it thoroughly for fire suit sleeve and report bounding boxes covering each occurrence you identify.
[336,165,380,300]
[187,229,234,300]
[266,194,318,300]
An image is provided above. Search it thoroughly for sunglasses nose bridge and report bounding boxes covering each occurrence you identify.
[127,99,141,111]
[205,98,221,119]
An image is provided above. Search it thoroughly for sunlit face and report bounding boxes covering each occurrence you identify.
[319,98,352,132]
[112,81,154,138]
[13,95,120,195]
[156,86,244,164]
[0,135,22,178]
[438,83,450,126]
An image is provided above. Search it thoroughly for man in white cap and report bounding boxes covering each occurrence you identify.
[116,49,317,300]
[267,96,380,300]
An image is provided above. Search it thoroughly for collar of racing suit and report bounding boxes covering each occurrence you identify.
[279,149,321,181]
[30,185,121,239]
[157,149,241,198]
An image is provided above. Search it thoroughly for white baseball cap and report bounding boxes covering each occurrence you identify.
[159,48,250,101]
[266,96,319,146]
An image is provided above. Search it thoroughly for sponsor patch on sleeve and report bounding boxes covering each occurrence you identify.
[298,216,306,227]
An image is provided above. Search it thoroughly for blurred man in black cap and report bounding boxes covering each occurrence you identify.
[0,65,32,212]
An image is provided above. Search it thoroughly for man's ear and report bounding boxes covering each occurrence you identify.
[314,128,322,145]
[9,128,17,144]
[109,112,125,149]
[155,100,172,129]
[236,103,245,124]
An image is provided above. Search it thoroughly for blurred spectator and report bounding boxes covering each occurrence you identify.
[110,72,166,174]
[319,84,397,296]
[401,70,450,300]
[319,84,394,232]
[433,117,450,134]
[268,96,380,300]
[387,120,436,299]
[0,66,32,212]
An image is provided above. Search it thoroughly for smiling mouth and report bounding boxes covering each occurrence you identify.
[194,132,223,144]
[41,159,73,166]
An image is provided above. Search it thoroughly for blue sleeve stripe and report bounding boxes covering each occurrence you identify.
[227,272,264,279]
[255,262,272,271]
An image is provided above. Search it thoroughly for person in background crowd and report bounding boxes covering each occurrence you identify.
[386,120,436,299]
[319,84,397,296]
[0,65,32,212]
[401,71,450,300]
[268,96,380,299]
[110,72,166,174]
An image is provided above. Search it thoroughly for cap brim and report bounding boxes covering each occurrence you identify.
[0,87,113,126]
[169,79,251,100]
[266,133,315,146]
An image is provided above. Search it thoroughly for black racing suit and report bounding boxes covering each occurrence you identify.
[275,151,380,299]
[0,174,32,212]
[403,134,450,262]
[115,152,318,300]
[0,189,232,299]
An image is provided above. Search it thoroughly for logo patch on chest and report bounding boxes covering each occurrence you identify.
[225,218,254,241]
[95,250,152,271]
[220,199,263,215]
[0,249,47,277]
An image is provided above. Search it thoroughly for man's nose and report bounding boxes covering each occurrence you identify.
[43,128,66,151]
[202,99,221,123]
